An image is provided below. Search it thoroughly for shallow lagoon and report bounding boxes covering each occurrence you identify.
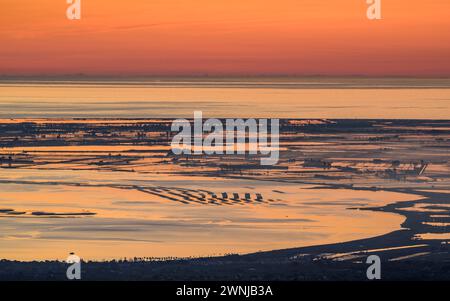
[0,168,416,260]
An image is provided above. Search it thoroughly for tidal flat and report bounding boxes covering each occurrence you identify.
[0,119,448,271]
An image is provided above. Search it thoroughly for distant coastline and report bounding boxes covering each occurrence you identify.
[2,76,450,89]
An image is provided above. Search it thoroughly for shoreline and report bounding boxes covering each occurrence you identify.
[1,188,448,280]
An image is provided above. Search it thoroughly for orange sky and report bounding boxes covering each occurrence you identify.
[1,0,450,76]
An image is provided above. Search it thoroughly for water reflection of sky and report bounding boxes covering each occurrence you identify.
[1,82,450,119]
[0,167,415,260]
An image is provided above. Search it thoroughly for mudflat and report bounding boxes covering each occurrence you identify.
[0,118,449,280]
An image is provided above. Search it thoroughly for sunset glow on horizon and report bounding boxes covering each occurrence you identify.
[1,0,450,76]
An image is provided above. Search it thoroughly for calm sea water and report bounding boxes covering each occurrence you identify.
[0,78,449,119]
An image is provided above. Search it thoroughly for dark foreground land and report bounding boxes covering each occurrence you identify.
[0,234,449,281]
